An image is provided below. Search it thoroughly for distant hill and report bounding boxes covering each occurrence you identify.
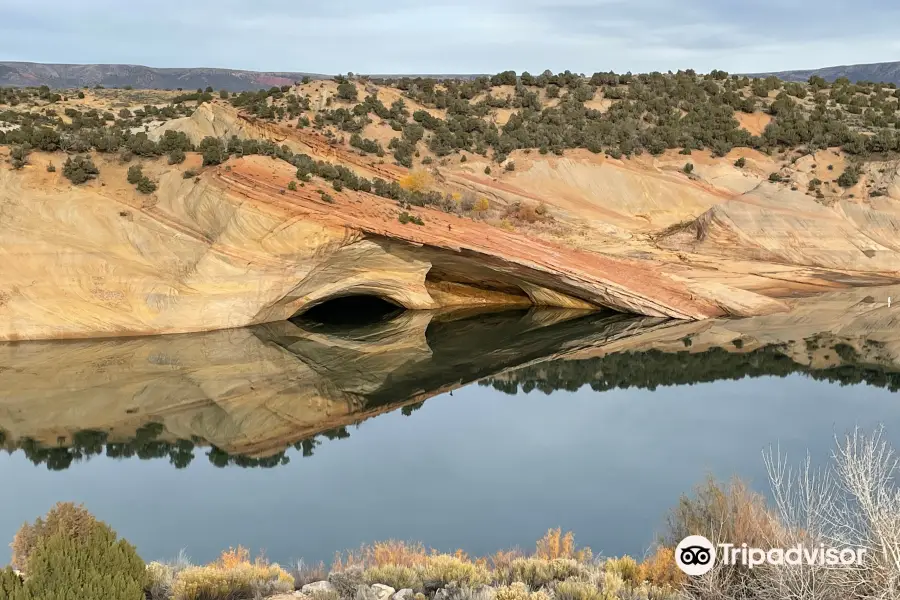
[0,62,326,91]
[750,60,900,85]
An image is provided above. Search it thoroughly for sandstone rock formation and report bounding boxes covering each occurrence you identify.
[3,95,900,341]
[0,149,779,341]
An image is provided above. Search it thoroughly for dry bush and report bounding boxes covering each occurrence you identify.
[432,582,496,600]
[498,557,584,588]
[420,554,492,588]
[365,564,423,590]
[758,427,900,600]
[664,477,778,550]
[333,541,427,572]
[495,582,550,600]
[604,557,640,586]
[637,547,685,589]
[11,502,98,572]
[329,566,367,599]
[489,549,525,572]
[535,529,592,563]
[473,198,490,212]
[291,559,328,588]
[147,561,176,600]
[665,477,780,599]
[503,202,545,224]
[172,562,294,600]
[216,545,251,570]
[553,580,602,600]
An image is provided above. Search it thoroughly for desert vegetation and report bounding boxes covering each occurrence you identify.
[4,429,897,599]
[2,67,900,212]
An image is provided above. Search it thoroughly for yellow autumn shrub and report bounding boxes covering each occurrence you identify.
[172,562,293,600]
[534,529,592,563]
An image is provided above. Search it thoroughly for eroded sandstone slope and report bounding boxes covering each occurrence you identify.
[0,149,782,340]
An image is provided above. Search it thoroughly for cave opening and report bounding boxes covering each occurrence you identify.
[293,295,404,327]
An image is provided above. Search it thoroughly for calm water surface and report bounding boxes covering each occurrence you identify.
[1,305,898,566]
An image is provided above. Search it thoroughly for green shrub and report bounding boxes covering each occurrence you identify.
[127,164,143,184]
[484,166,491,175]
[683,162,694,174]
[62,155,99,184]
[167,148,186,165]
[14,514,146,600]
[768,172,783,182]
[837,165,860,188]
[136,176,157,194]
[364,564,423,590]
[183,168,198,179]
[10,145,29,169]
[419,555,490,588]
[398,211,424,225]
[288,180,297,191]
[46,162,55,173]
[505,161,516,171]
[734,157,746,168]
[0,568,23,597]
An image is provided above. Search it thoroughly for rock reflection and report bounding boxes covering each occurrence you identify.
[2,285,898,470]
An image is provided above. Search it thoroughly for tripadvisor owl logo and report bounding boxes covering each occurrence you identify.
[675,535,717,576]
[674,535,867,576]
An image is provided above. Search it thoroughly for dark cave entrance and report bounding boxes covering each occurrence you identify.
[294,295,404,327]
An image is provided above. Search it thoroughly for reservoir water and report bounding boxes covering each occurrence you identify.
[2,295,898,566]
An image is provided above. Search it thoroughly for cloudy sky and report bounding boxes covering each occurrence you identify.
[2,0,899,74]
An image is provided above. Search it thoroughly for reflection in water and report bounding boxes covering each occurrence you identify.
[483,342,900,396]
[2,284,899,472]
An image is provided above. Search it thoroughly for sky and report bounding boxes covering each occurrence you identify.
[2,0,900,75]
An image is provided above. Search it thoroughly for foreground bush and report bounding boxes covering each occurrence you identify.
[365,564,423,590]
[498,557,583,587]
[420,555,491,588]
[172,562,293,600]
[9,506,146,600]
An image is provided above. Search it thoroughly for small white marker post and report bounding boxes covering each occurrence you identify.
[889,297,892,308]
